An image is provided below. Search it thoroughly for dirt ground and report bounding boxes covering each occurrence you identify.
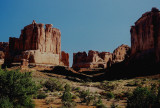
[10,66,160,108]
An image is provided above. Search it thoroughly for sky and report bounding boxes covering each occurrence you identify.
[0,0,160,66]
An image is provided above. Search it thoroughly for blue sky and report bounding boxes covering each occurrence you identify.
[0,0,160,66]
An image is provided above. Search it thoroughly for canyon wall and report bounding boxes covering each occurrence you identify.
[130,8,160,65]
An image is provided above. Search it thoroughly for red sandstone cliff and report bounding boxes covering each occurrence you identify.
[72,50,112,69]
[130,8,160,64]
[112,44,130,63]
[4,20,69,67]
[61,51,69,67]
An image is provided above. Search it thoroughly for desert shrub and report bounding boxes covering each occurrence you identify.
[52,92,59,97]
[61,84,76,108]
[127,87,160,108]
[74,87,81,91]
[79,89,96,105]
[126,80,142,87]
[37,92,47,99]
[44,78,64,92]
[0,97,13,108]
[72,94,78,99]
[99,81,117,91]
[79,89,90,102]
[45,98,55,105]
[106,92,114,100]
[111,103,118,108]
[94,97,107,108]
[0,69,37,108]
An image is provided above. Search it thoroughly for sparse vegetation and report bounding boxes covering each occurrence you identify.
[37,92,47,99]
[44,78,64,92]
[126,79,142,87]
[106,92,114,100]
[98,81,117,91]
[94,97,107,108]
[111,103,119,108]
[61,84,76,108]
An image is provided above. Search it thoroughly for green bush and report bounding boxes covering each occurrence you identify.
[111,103,118,108]
[99,82,117,91]
[127,87,160,108]
[61,84,76,108]
[44,78,64,92]
[74,87,80,91]
[0,97,13,108]
[106,92,114,100]
[0,69,37,108]
[126,80,142,87]
[37,92,47,99]
[94,97,107,108]
[79,89,90,103]
[79,89,95,105]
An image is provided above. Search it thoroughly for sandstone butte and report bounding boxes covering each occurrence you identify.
[3,20,69,67]
[129,7,160,66]
[72,44,130,69]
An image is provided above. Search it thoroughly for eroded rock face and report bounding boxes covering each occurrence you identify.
[0,42,9,62]
[0,51,5,59]
[130,8,160,64]
[4,20,64,66]
[72,50,112,69]
[0,42,9,52]
[61,51,69,67]
[112,44,130,63]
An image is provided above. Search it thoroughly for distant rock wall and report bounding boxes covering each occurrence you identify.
[4,20,68,66]
[72,44,130,69]
[72,50,112,69]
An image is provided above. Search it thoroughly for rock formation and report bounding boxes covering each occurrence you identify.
[4,20,69,67]
[72,50,112,69]
[0,42,8,52]
[112,44,130,63]
[61,51,69,67]
[0,42,9,64]
[130,8,160,65]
